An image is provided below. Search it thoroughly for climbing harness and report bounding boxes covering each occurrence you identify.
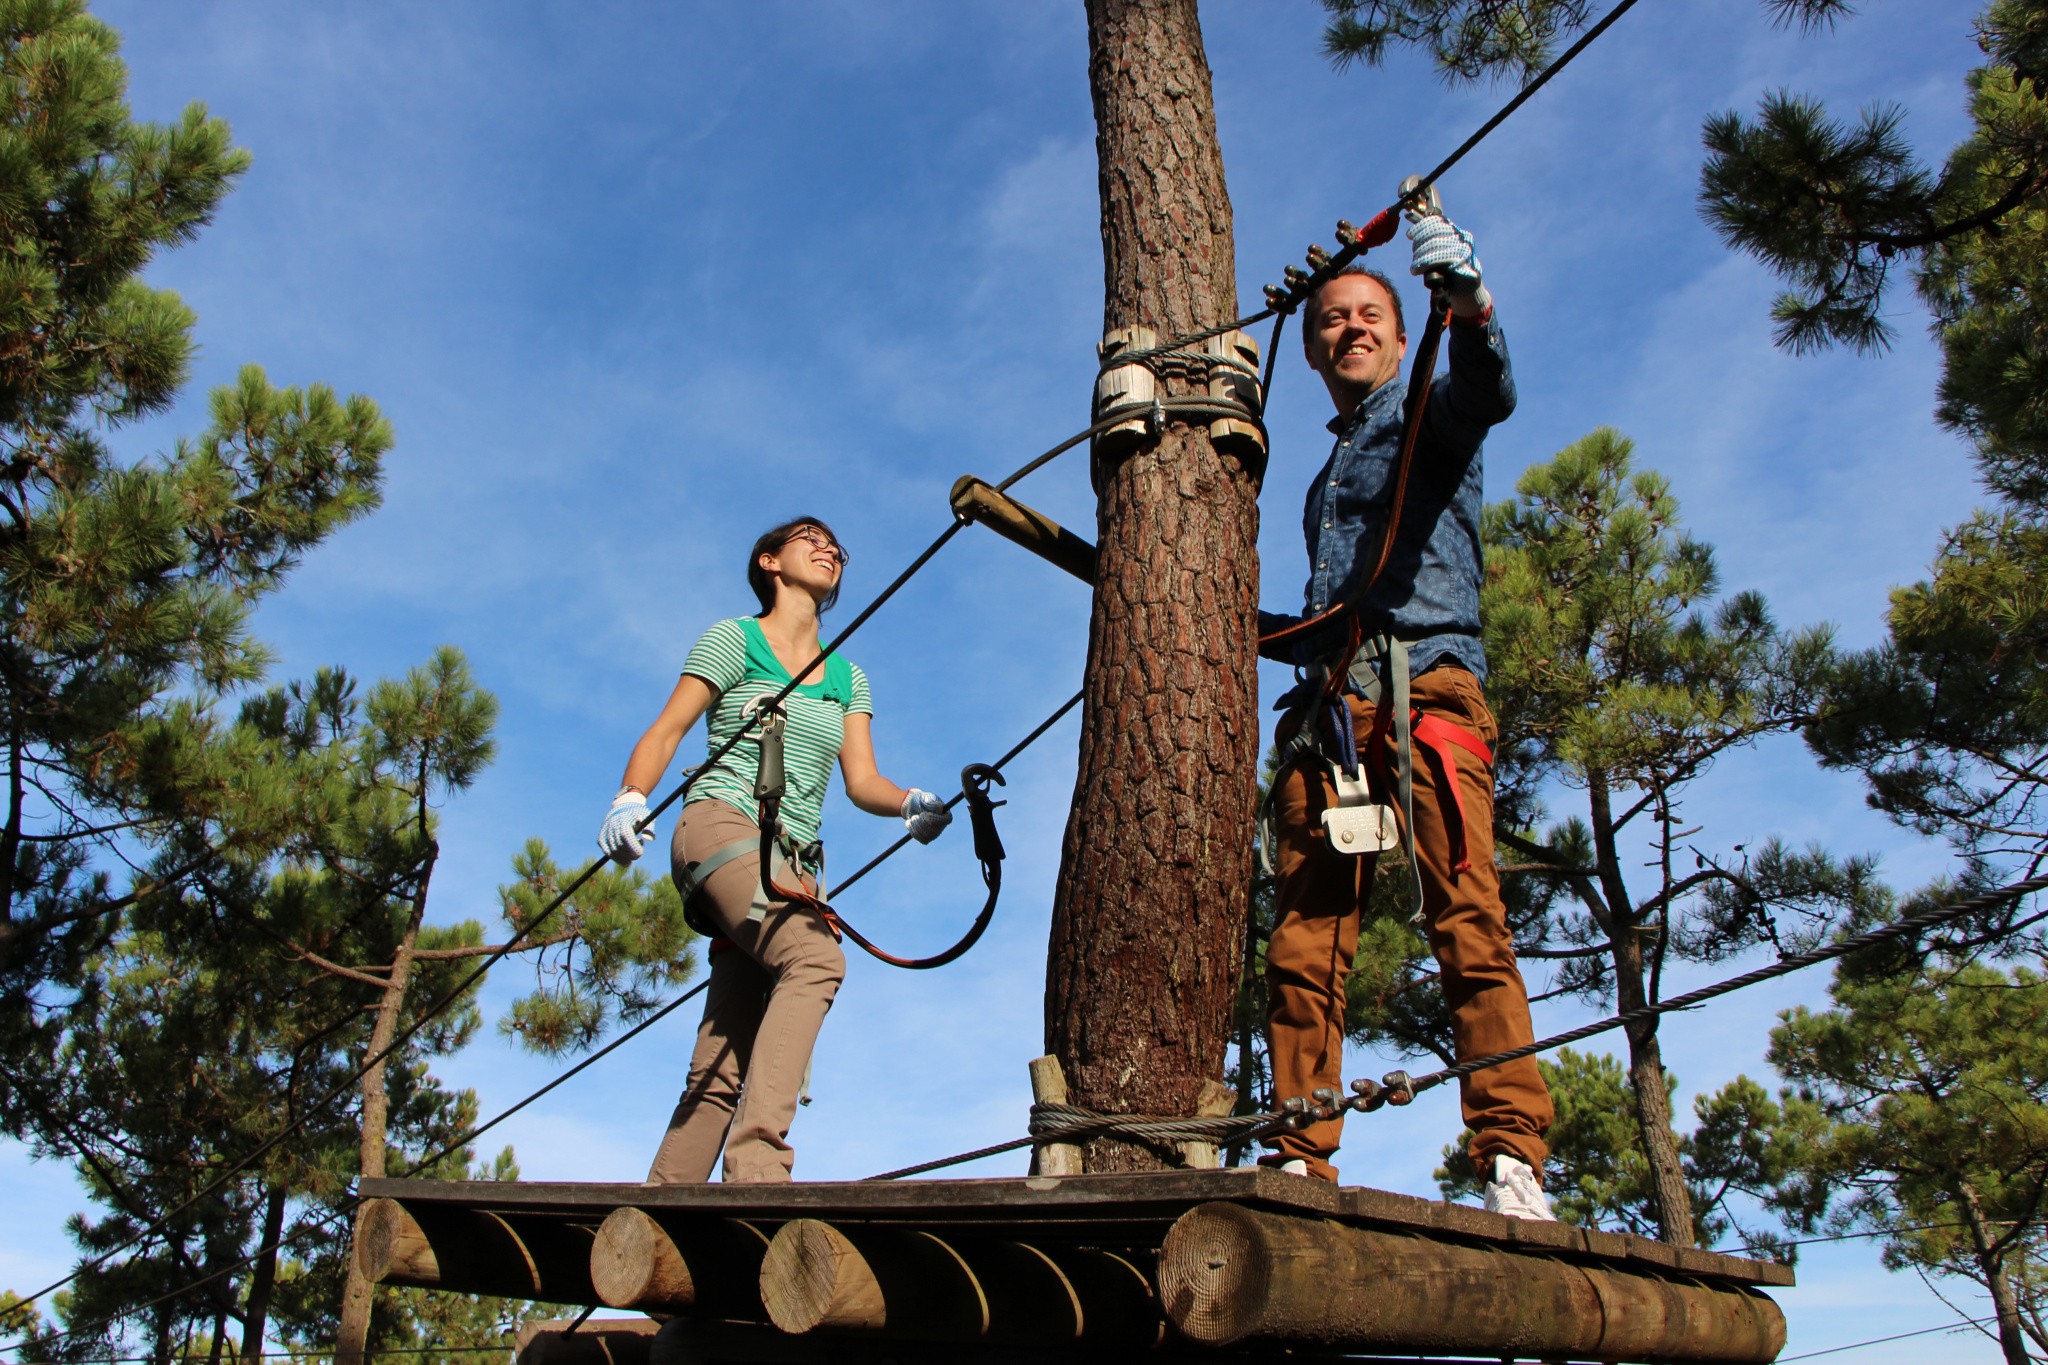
[1252,180,1496,922]
[672,693,1013,971]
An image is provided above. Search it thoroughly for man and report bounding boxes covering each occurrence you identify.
[1255,208,1554,1219]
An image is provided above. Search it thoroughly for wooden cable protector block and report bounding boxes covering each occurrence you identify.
[949,478,1097,585]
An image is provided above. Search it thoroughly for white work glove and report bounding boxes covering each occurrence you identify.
[1407,214,1492,313]
[598,791,654,864]
[900,789,953,845]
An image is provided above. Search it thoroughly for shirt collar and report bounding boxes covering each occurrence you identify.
[1326,375,1403,434]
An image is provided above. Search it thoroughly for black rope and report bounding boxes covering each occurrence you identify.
[1391,873,2048,1103]
[830,689,1083,898]
[1404,0,1645,210]
[867,874,2048,1179]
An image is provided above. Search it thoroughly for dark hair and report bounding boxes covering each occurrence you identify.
[747,516,844,614]
[1303,265,1406,343]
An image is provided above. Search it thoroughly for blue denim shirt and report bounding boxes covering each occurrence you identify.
[1262,310,1515,688]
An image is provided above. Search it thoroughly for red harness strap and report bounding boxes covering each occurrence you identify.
[1363,703,1494,875]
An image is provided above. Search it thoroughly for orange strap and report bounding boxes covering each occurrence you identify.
[1410,711,1491,874]
[1361,704,1493,876]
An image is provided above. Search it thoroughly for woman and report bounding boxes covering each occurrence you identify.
[597,516,951,1183]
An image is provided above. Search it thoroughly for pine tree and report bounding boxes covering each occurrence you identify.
[1474,426,1870,1246]
[1766,954,2048,1365]
[0,0,390,1076]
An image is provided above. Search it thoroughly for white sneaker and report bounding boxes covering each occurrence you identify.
[1481,1155,1556,1221]
[1277,1158,1310,1177]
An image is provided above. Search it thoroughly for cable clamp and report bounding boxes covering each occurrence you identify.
[1379,1070,1416,1107]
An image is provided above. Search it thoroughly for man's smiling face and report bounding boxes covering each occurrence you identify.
[1305,271,1408,413]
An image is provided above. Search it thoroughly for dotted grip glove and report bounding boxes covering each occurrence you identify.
[1407,215,1491,313]
[901,789,953,845]
[598,791,654,864]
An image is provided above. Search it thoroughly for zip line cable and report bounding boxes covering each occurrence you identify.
[877,872,2048,1178]
[1777,1314,2006,1361]
[6,0,1655,1342]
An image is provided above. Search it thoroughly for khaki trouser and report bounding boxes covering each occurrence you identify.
[645,799,845,1184]
[1264,664,1552,1183]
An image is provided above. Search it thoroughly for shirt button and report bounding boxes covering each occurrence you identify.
[1328,479,1337,487]
[1322,521,1331,529]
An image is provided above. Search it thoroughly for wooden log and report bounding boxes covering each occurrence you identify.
[355,1199,437,1287]
[589,1207,771,1318]
[515,1318,658,1365]
[501,1212,598,1304]
[1202,328,1266,473]
[1026,1055,1083,1177]
[1158,1202,1785,1362]
[949,477,1097,585]
[357,1198,541,1298]
[759,1220,984,1338]
[1033,1245,1164,1350]
[1178,1078,1236,1170]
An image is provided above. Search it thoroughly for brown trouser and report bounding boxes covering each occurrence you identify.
[1265,664,1551,1182]
[645,799,845,1184]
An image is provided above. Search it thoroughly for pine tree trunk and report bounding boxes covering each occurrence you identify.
[241,1180,287,1362]
[1962,1181,2031,1365]
[1591,777,1696,1247]
[336,905,426,1365]
[1044,0,1259,1174]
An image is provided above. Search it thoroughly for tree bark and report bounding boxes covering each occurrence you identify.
[1961,1180,2031,1365]
[241,1179,287,1362]
[1591,777,1696,1247]
[1045,0,1259,1173]
[335,892,428,1365]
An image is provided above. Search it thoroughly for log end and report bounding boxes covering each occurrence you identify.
[759,1219,886,1335]
[356,1198,439,1288]
[590,1207,695,1312]
[1157,1202,1268,1346]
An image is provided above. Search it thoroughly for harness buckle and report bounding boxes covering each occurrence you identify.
[1321,763,1399,855]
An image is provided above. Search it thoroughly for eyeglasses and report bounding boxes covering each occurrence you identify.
[783,527,849,566]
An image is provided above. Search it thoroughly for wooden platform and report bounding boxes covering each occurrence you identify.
[358,1168,1792,1363]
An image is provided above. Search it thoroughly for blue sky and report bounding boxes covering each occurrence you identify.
[0,2,2016,1360]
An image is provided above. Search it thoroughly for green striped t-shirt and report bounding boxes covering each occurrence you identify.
[682,617,872,845]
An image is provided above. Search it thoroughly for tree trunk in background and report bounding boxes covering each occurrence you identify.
[336,906,425,1365]
[1045,0,1259,1173]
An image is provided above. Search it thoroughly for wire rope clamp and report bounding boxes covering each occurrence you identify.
[1379,1070,1416,1107]
[1092,325,1159,488]
[1323,764,1398,856]
[1201,328,1267,479]
[1347,1077,1383,1112]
